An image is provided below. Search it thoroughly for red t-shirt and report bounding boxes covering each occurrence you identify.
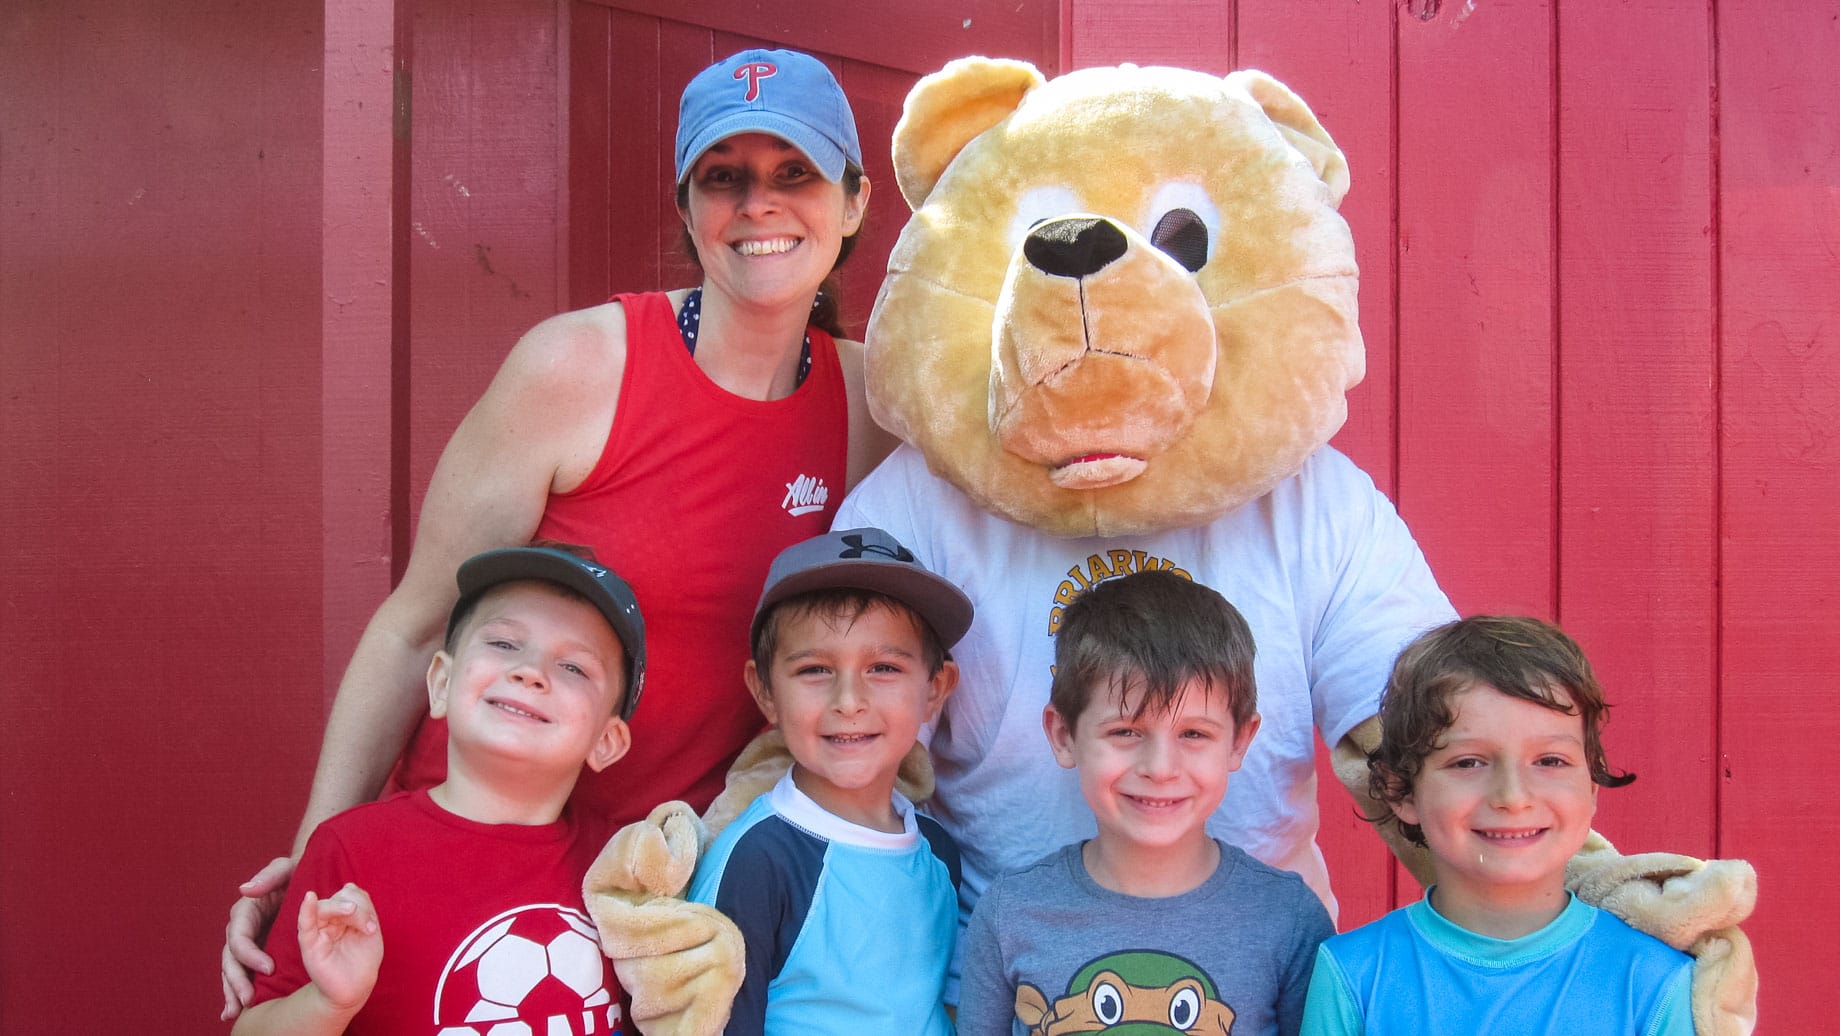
[392,291,848,844]
[252,790,624,1034]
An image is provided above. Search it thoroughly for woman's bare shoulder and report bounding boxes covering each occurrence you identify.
[498,300,629,391]
[468,299,633,492]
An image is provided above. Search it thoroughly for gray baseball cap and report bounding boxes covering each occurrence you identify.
[753,528,973,648]
[449,547,647,720]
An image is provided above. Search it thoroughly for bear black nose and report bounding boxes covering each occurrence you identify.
[1023,217,1128,279]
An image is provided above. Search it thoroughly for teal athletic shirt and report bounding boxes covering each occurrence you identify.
[1302,892,1695,1036]
[689,769,959,1036]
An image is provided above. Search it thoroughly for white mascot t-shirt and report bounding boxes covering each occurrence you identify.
[836,444,1454,936]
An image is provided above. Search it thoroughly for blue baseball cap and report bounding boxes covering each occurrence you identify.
[675,48,862,184]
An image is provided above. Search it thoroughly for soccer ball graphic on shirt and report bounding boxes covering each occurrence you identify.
[434,904,622,1035]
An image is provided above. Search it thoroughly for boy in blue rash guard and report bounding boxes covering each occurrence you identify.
[1301,616,1694,1036]
[689,528,972,1036]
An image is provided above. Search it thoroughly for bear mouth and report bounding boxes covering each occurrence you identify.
[1049,452,1147,489]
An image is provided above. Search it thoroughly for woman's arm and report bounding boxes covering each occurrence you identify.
[222,304,627,1018]
[295,306,627,849]
[835,336,900,490]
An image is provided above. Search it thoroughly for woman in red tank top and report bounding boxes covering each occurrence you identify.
[221,47,898,1018]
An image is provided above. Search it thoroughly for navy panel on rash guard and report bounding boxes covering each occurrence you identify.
[712,814,827,1030]
[688,771,959,1035]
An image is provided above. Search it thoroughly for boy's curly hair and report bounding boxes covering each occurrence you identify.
[1368,615,1635,846]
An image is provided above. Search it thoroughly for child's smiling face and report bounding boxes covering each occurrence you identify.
[1045,677,1259,861]
[430,581,630,778]
[747,599,954,832]
[1396,682,1599,925]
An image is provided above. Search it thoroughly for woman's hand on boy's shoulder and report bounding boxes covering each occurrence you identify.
[221,855,296,1021]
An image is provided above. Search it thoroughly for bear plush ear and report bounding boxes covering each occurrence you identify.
[1226,69,1351,208]
[892,56,1046,209]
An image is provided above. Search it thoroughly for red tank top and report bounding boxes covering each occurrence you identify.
[393,291,848,842]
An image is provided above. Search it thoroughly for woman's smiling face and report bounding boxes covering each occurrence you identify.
[679,133,867,313]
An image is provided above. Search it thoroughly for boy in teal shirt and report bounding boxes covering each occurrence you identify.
[1302,616,1693,1035]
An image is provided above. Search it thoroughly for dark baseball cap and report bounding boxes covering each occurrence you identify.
[448,547,647,720]
[752,528,973,648]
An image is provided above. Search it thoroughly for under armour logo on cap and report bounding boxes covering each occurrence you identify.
[838,533,915,563]
[733,61,777,101]
[752,527,974,648]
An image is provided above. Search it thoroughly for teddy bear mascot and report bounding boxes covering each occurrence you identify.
[585,59,1757,1035]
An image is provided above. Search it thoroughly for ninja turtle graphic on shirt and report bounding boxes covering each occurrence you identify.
[1014,950,1236,1035]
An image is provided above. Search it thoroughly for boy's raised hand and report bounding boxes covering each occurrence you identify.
[298,883,384,1015]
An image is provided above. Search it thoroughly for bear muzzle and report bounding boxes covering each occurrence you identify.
[990,215,1217,489]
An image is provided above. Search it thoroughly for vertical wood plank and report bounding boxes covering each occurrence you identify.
[600,7,684,300]
[405,0,566,529]
[1240,0,1400,497]
[1239,0,1404,929]
[1554,2,1716,860]
[1717,3,1840,1027]
[1,0,325,1027]
[650,22,723,289]
[831,57,913,339]
[323,0,409,686]
[567,1,615,310]
[578,0,1056,77]
[1395,1,1556,619]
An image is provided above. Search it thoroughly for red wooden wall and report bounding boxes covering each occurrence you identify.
[1065,0,1837,1026]
[1,0,1832,1031]
[1,1,328,1030]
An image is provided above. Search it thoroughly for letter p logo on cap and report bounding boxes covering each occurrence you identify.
[733,61,778,101]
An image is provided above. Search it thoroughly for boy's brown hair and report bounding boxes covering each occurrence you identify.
[751,589,949,687]
[1368,615,1636,846]
[1049,571,1256,729]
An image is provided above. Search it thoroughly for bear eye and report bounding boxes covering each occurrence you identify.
[1091,981,1125,1025]
[1152,209,1208,271]
[1009,185,1083,252]
[1144,181,1221,272]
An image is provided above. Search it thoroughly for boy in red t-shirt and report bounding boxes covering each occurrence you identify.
[235,545,645,1035]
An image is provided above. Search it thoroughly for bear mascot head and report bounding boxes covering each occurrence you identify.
[869,59,1359,537]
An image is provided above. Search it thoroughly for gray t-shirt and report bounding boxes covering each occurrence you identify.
[959,840,1334,1036]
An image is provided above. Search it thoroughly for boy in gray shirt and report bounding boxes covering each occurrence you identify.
[958,571,1332,1036]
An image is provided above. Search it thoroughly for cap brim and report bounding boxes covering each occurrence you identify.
[754,559,973,649]
[675,112,849,184]
[452,548,647,719]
